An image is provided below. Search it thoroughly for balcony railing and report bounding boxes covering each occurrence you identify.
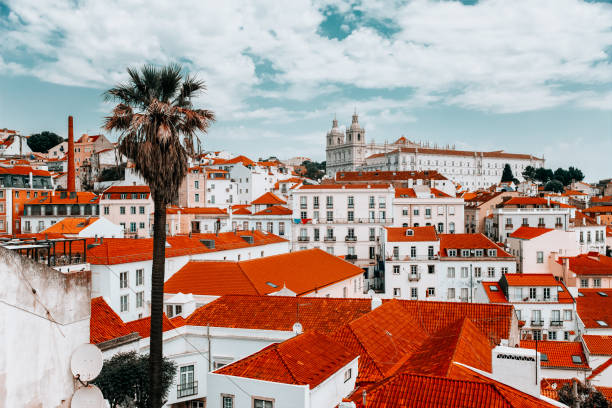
[369,236,376,241]
[345,236,357,242]
[408,273,421,281]
[298,236,310,242]
[555,223,563,228]
[538,223,546,228]
[300,204,307,209]
[345,254,358,260]
[324,236,336,242]
[177,381,198,398]
[505,224,513,230]
[550,320,563,326]
[531,320,544,327]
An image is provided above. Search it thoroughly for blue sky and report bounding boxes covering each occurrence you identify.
[0,0,611,181]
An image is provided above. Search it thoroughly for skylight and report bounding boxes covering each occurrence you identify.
[571,355,582,364]
[266,281,278,288]
[490,286,498,292]
[598,292,608,297]
[597,320,608,327]
[540,353,548,362]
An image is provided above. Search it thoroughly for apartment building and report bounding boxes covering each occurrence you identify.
[572,211,608,254]
[178,166,236,208]
[464,191,518,234]
[392,185,464,233]
[382,227,516,302]
[553,253,612,289]
[507,227,579,274]
[333,170,456,197]
[99,185,153,237]
[20,191,99,234]
[477,274,578,342]
[486,197,574,243]
[231,192,292,238]
[291,183,395,276]
[165,206,229,235]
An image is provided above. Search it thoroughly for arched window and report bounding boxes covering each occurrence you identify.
[402,223,408,227]
[348,135,352,142]
[449,222,455,234]
[358,133,361,141]
[437,223,444,233]
[337,137,341,144]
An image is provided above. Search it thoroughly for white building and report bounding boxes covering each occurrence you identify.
[520,340,591,382]
[21,191,100,234]
[1,246,90,407]
[100,185,153,238]
[382,227,516,302]
[230,192,293,238]
[507,227,579,274]
[325,113,544,189]
[291,183,395,280]
[486,197,574,243]
[582,335,612,388]
[476,274,578,342]
[392,185,464,233]
[89,231,289,322]
[40,216,124,238]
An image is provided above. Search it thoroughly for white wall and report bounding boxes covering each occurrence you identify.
[0,247,91,407]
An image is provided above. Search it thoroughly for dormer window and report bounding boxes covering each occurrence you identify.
[475,249,484,257]
[488,249,497,257]
[405,229,414,236]
[461,249,470,257]
[448,249,457,257]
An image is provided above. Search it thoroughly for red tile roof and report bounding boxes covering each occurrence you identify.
[385,226,438,242]
[500,197,570,208]
[394,187,451,198]
[90,297,133,344]
[231,207,252,215]
[165,206,227,215]
[582,335,612,355]
[482,282,508,303]
[577,289,612,329]
[298,183,392,190]
[557,254,612,276]
[124,314,176,338]
[504,273,562,287]
[86,231,287,265]
[214,331,357,389]
[520,341,589,369]
[251,192,286,205]
[41,217,99,234]
[0,165,51,177]
[540,378,577,400]
[583,206,612,214]
[596,386,612,403]
[222,155,255,166]
[591,196,612,203]
[252,205,292,216]
[103,185,150,194]
[335,170,448,182]
[439,234,512,257]
[509,226,554,240]
[165,249,364,297]
[185,295,372,333]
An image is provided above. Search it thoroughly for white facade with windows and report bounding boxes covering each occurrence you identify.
[487,206,574,243]
[392,187,464,234]
[100,189,153,238]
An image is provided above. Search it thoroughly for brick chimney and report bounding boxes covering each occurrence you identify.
[67,116,76,192]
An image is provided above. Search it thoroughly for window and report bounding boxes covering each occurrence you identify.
[543,288,550,299]
[326,196,333,208]
[195,193,199,202]
[437,222,444,233]
[139,222,145,229]
[279,223,285,236]
[347,196,354,208]
[447,267,455,278]
[461,267,468,278]
[379,197,386,208]
[194,180,199,189]
[448,288,455,299]
[427,287,435,297]
[593,278,601,288]
[411,287,418,298]
[487,249,497,257]
[428,246,434,259]
[564,331,570,341]
[393,246,399,260]
[344,368,352,382]
[300,196,307,209]
[461,287,468,301]
[300,211,307,220]
[369,196,375,209]
[393,288,401,297]
[130,222,137,232]
[136,291,144,308]
[410,246,416,258]
[475,249,484,257]
[448,249,457,257]
[136,269,144,286]
[313,228,319,241]
[130,206,136,215]
[413,208,419,216]
[487,267,495,278]
[529,287,537,299]
[103,206,109,215]
[428,265,435,274]
[222,394,234,408]
[501,267,508,275]
[379,211,386,220]
[580,279,588,288]
[267,222,273,233]
[564,310,572,321]
[178,365,195,398]
[516,309,522,320]
[369,246,375,259]
[348,211,354,222]
[120,271,128,288]
[313,196,319,208]
[393,265,400,275]
[120,294,129,312]
[536,251,544,263]
[253,399,274,408]
[474,267,482,278]
[571,355,582,364]
[327,211,333,222]
[120,206,126,215]
[139,206,145,214]
[255,222,262,230]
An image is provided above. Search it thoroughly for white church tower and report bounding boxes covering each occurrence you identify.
[325,112,366,177]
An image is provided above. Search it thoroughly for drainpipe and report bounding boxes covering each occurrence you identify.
[207,323,211,372]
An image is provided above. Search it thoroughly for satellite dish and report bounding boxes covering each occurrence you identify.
[292,322,303,335]
[71,385,105,408]
[71,344,103,382]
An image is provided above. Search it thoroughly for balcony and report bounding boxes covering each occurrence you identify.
[538,223,546,228]
[550,320,563,327]
[531,320,544,327]
[408,273,421,281]
[298,236,310,242]
[504,224,513,230]
[177,381,198,398]
[555,223,563,228]
[313,203,319,209]
[300,204,307,209]
[345,235,357,242]
[369,236,376,241]
[324,236,336,242]
[345,254,358,260]
[326,204,333,209]
[348,203,354,209]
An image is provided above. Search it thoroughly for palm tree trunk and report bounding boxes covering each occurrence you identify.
[149,196,167,407]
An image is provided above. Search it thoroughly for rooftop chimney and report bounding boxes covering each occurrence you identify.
[67,116,76,192]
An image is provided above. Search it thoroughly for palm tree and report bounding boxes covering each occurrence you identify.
[104,64,214,407]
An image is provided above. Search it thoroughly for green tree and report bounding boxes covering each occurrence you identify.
[97,164,127,182]
[302,160,326,180]
[554,168,570,186]
[568,166,585,183]
[535,167,554,184]
[501,163,518,183]
[104,64,214,407]
[557,380,609,408]
[27,131,64,153]
[522,165,536,182]
[93,352,177,408]
[545,179,564,193]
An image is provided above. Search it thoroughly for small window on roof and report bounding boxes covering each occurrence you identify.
[598,292,609,297]
[540,353,548,362]
[490,286,498,292]
[266,281,278,288]
[597,320,608,327]
[571,355,582,364]
[578,293,584,297]
[406,229,414,236]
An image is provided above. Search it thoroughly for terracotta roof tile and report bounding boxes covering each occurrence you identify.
[165,206,227,215]
[185,295,371,333]
[557,254,612,276]
[582,335,612,355]
[439,234,512,258]
[385,226,438,242]
[0,165,51,177]
[482,282,508,303]
[596,386,612,403]
[576,289,612,329]
[90,297,133,344]
[520,341,589,369]
[124,314,176,338]
[25,191,99,205]
[583,206,612,214]
[540,378,577,400]
[252,205,292,216]
[335,170,448,182]
[251,192,287,205]
[394,187,452,198]
[509,226,554,240]
[588,357,612,380]
[215,331,357,389]
[298,183,392,190]
[103,185,150,194]
[41,217,99,234]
